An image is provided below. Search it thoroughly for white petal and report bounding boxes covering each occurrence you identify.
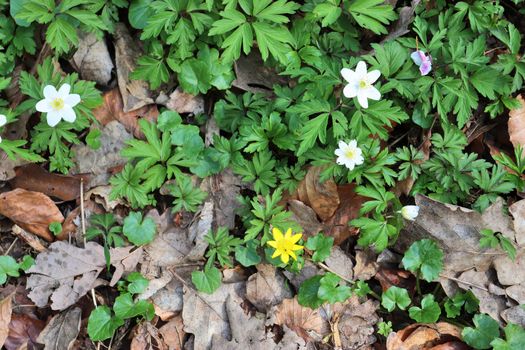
[43,85,58,99]
[36,99,52,113]
[365,86,381,101]
[357,91,369,109]
[336,156,346,165]
[341,68,356,83]
[344,160,355,170]
[61,106,77,123]
[64,93,81,107]
[0,114,6,127]
[46,110,62,127]
[0,135,2,143]
[338,140,348,150]
[355,155,364,165]
[410,51,423,66]
[343,83,358,98]
[57,83,71,99]
[355,61,367,77]
[335,149,345,157]
[367,70,381,84]
[348,139,357,149]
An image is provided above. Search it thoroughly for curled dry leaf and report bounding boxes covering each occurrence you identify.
[508,94,525,150]
[26,241,142,310]
[296,166,340,222]
[158,316,185,350]
[324,184,365,245]
[232,52,288,94]
[0,188,64,242]
[0,293,14,348]
[375,267,416,292]
[4,313,45,350]
[163,87,204,115]
[386,322,467,350]
[36,307,81,350]
[72,32,114,86]
[92,88,158,138]
[272,297,330,341]
[246,264,293,313]
[353,249,378,281]
[10,164,87,201]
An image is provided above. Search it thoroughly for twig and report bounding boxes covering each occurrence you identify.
[440,274,489,292]
[4,237,19,256]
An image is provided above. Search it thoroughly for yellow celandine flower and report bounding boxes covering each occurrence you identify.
[267,227,303,264]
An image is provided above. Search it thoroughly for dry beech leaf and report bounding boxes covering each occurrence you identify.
[10,164,87,201]
[71,32,113,86]
[26,241,142,310]
[0,188,64,241]
[508,94,525,149]
[386,322,466,350]
[0,293,14,348]
[36,307,81,350]
[246,264,293,313]
[324,184,365,245]
[296,166,340,221]
[164,87,204,115]
[131,322,166,350]
[158,316,185,350]
[93,88,158,138]
[4,313,45,350]
[232,52,288,94]
[272,297,330,341]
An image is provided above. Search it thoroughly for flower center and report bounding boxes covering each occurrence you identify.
[359,79,368,89]
[50,98,65,111]
[345,149,356,159]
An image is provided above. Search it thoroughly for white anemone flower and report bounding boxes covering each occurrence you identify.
[335,140,364,170]
[341,61,381,109]
[400,205,419,221]
[0,114,6,143]
[35,84,81,127]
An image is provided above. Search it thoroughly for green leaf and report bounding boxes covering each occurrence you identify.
[49,222,63,236]
[168,175,207,213]
[192,266,221,294]
[317,272,351,304]
[297,113,329,156]
[127,272,149,294]
[235,240,261,267]
[381,286,411,312]
[298,275,323,308]
[0,256,20,284]
[46,17,78,54]
[114,293,154,320]
[130,55,169,90]
[87,306,124,341]
[401,239,444,282]
[86,128,101,150]
[408,294,441,323]
[347,0,397,34]
[471,67,500,99]
[462,314,501,349]
[305,233,333,263]
[178,59,211,94]
[129,0,154,29]
[19,255,34,271]
[313,1,342,27]
[378,321,393,337]
[491,323,525,350]
[123,212,156,246]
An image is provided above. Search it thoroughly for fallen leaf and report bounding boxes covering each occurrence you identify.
[501,305,525,327]
[10,164,86,201]
[353,249,378,281]
[0,293,14,348]
[0,189,64,241]
[283,261,320,290]
[508,94,525,150]
[271,297,330,341]
[36,307,81,350]
[202,169,243,230]
[324,184,365,245]
[232,52,288,94]
[0,153,31,181]
[296,167,339,221]
[246,264,293,313]
[72,121,133,188]
[186,201,214,261]
[375,267,416,292]
[71,32,114,86]
[324,246,354,281]
[182,281,245,350]
[158,316,185,350]
[509,199,525,246]
[114,23,155,112]
[163,87,204,115]
[4,313,45,350]
[381,0,421,43]
[92,88,158,138]
[131,322,166,350]
[288,200,324,237]
[26,241,142,310]
[386,322,465,350]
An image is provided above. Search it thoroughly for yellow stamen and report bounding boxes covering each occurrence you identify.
[345,149,355,159]
[359,79,368,89]
[50,98,65,111]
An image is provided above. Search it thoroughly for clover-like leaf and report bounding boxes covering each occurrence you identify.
[381,286,411,312]
[123,212,156,246]
[87,306,124,341]
[408,294,441,323]
[491,323,525,350]
[298,275,323,308]
[192,266,221,294]
[0,256,20,284]
[401,239,444,282]
[126,272,149,294]
[462,314,500,349]
[317,272,351,304]
[305,233,333,263]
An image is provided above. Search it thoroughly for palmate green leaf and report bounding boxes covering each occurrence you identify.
[297,113,329,156]
[381,286,410,312]
[66,9,107,30]
[352,216,396,252]
[444,291,479,318]
[87,306,124,341]
[168,175,208,213]
[408,294,441,323]
[318,273,351,304]
[109,164,151,209]
[305,233,333,263]
[401,239,444,282]
[0,139,45,162]
[123,212,156,246]
[313,0,342,27]
[252,21,294,63]
[462,314,500,349]
[130,56,169,89]
[0,256,20,284]
[128,0,155,29]
[192,266,221,294]
[298,275,323,308]
[491,323,525,350]
[346,0,397,35]
[16,0,55,24]
[113,293,154,320]
[46,17,79,54]
[235,240,261,267]
[471,67,500,99]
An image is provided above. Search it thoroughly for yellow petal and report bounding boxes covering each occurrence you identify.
[281,253,289,264]
[272,227,283,240]
[284,228,293,239]
[292,244,303,251]
[290,233,302,244]
[272,250,281,259]
[267,240,278,248]
[289,250,297,260]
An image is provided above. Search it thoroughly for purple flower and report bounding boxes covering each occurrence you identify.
[411,50,432,76]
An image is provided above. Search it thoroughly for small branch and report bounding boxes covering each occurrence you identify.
[440,274,489,292]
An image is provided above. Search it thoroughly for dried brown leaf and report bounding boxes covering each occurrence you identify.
[158,316,185,350]
[164,87,204,115]
[36,307,81,350]
[0,189,64,241]
[246,264,293,312]
[296,166,339,221]
[508,94,525,149]
[273,297,330,340]
[4,314,45,350]
[324,184,365,245]
[0,293,14,348]
[386,322,465,350]
[131,322,166,350]
[71,32,113,86]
